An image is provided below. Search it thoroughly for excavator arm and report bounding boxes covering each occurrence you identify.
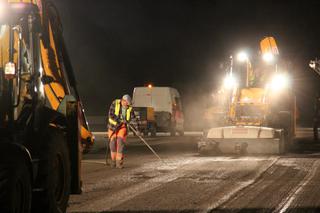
[39,0,94,151]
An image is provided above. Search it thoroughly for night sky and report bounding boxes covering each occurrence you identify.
[55,0,320,126]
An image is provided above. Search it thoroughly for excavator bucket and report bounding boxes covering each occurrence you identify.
[198,126,286,155]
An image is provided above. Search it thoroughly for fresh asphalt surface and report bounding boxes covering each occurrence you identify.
[67,128,320,213]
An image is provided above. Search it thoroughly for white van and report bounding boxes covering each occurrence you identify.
[132,87,184,136]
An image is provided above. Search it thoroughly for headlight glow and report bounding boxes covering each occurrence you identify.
[0,2,8,20]
[270,73,289,91]
[0,25,6,38]
[223,74,237,89]
[263,52,274,63]
[237,51,248,62]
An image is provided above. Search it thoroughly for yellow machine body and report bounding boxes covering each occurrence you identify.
[199,37,296,155]
[0,0,94,151]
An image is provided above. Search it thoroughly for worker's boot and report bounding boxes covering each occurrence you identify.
[110,160,116,168]
[116,160,124,169]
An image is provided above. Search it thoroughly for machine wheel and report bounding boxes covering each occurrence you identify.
[278,111,293,153]
[0,153,32,213]
[278,130,286,154]
[82,137,93,154]
[32,128,71,213]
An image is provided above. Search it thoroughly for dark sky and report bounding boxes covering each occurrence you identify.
[55,0,320,125]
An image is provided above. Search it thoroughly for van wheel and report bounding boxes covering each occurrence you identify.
[143,130,149,137]
[199,147,210,156]
[151,124,157,137]
[32,128,71,213]
[0,153,32,213]
[170,128,176,136]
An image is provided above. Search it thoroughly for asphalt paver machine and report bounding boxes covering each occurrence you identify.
[199,37,296,155]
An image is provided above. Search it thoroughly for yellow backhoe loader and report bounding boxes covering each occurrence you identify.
[0,1,94,212]
[199,37,296,155]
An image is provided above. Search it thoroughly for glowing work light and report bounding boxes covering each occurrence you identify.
[237,51,248,62]
[263,52,274,63]
[0,2,5,17]
[270,73,289,91]
[223,73,237,90]
[4,62,16,79]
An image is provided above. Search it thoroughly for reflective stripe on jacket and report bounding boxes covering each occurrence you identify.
[108,99,133,127]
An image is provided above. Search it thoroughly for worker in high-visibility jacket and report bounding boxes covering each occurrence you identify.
[108,94,139,168]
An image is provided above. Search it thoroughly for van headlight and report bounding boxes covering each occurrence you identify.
[270,73,289,91]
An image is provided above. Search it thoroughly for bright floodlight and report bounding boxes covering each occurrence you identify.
[263,52,274,62]
[0,25,6,38]
[223,74,237,90]
[0,2,4,19]
[270,73,289,91]
[237,51,248,62]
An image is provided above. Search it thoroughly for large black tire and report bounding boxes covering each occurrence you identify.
[32,128,71,213]
[0,153,32,213]
[82,137,93,154]
[170,122,176,137]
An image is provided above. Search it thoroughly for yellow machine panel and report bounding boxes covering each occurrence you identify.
[239,88,266,104]
[260,37,279,55]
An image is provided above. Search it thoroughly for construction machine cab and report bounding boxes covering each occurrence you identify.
[0,3,43,128]
[0,1,94,152]
[0,2,94,211]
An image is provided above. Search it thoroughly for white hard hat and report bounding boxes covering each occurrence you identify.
[122,94,132,105]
